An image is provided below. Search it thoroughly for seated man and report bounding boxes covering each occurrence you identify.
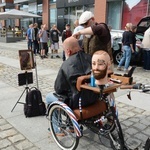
[46,36,92,136]
[46,36,92,108]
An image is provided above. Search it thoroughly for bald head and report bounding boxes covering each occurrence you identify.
[92,50,111,81]
[92,50,111,65]
[63,37,80,58]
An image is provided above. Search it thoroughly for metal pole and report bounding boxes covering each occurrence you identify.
[34,55,39,89]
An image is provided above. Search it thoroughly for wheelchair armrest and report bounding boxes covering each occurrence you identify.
[80,83,121,94]
[76,75,90,91]
[53,93,68,101]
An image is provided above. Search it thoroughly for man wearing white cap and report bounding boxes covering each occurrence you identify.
[72,11,113,63]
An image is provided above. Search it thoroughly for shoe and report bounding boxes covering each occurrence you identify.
[44,55,48,58]
[51,55,53,59]
[124,69,128,74]
[117,67,122,71]
[41,56,44,59]
[56,55,60,58]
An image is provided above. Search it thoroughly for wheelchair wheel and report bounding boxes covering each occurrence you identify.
[99,109,127,150]
[109,118,126,150]
[48,104,79,150]
[109,108,127,150]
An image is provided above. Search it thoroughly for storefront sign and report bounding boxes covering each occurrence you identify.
[68,0,79,3]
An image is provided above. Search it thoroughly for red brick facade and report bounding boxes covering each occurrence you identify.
[42,0,50,28]
[94,0,106,23]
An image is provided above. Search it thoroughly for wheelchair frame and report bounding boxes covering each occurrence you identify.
[46,83,128,150]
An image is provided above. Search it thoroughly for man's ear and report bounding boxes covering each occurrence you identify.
[67,49,72,56]
[91,17,95,21]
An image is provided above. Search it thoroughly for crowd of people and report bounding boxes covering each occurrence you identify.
[26,22,73,60]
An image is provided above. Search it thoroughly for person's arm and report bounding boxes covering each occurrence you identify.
[72,27,93,39]
[129,32,134,53]
[49,30,53,43]
[38,29,43,38]
[61,30,65,42]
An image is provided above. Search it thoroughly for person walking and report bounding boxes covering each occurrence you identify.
[32,23,40,55]
[61,24,72,61]
[50,25,61,58]
[38,24,48,59]
[117,23,134,72]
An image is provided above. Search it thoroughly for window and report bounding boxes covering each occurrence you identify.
[107,1,122,29]
[50,8,57,27]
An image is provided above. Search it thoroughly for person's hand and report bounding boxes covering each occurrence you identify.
[132,49,134,53]
[72,32,80,39]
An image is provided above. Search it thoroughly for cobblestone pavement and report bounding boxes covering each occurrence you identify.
[0,40,150,150]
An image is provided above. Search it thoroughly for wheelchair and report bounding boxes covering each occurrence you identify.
[46,76,128,150]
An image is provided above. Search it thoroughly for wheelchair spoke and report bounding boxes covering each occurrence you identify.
[48,104,79,150]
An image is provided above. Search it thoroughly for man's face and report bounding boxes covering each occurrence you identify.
[43,24,47,30]
[82,18,93,28]
[66,26,70,30]
[92,54,108,80]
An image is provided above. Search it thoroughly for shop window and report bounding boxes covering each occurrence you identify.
[107,1,122,30]
[50,8,57,27]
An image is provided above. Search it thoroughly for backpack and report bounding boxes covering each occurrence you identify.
[24,87,46,117]
[145,138,150,150]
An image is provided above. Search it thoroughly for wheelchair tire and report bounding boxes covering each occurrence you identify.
[48,104,79,150]
[99,107,127,150]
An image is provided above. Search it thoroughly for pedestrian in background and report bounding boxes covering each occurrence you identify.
[50,25,61,58]
[26,24,33,50]
[62,24,72,61]
[38,24,48,59]
[32,23,39,55]
[141,26,150,70]
[117,23,134,72]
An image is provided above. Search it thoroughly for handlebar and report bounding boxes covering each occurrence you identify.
[120,83,150,93]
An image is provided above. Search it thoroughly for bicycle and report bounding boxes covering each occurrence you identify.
[46,79,128,150]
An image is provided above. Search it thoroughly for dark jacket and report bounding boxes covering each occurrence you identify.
[82,23,112,60]
[122,31,133,46]
[54,50,93,108]
[61,29,72,42]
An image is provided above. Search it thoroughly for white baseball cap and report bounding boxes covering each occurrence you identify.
[79,11,94,25]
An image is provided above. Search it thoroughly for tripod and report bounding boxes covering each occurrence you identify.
[11,71,33,112]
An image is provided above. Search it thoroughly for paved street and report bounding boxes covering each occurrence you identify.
[0,40,150,150]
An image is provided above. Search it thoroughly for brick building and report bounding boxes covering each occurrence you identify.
[0,0,150,32]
